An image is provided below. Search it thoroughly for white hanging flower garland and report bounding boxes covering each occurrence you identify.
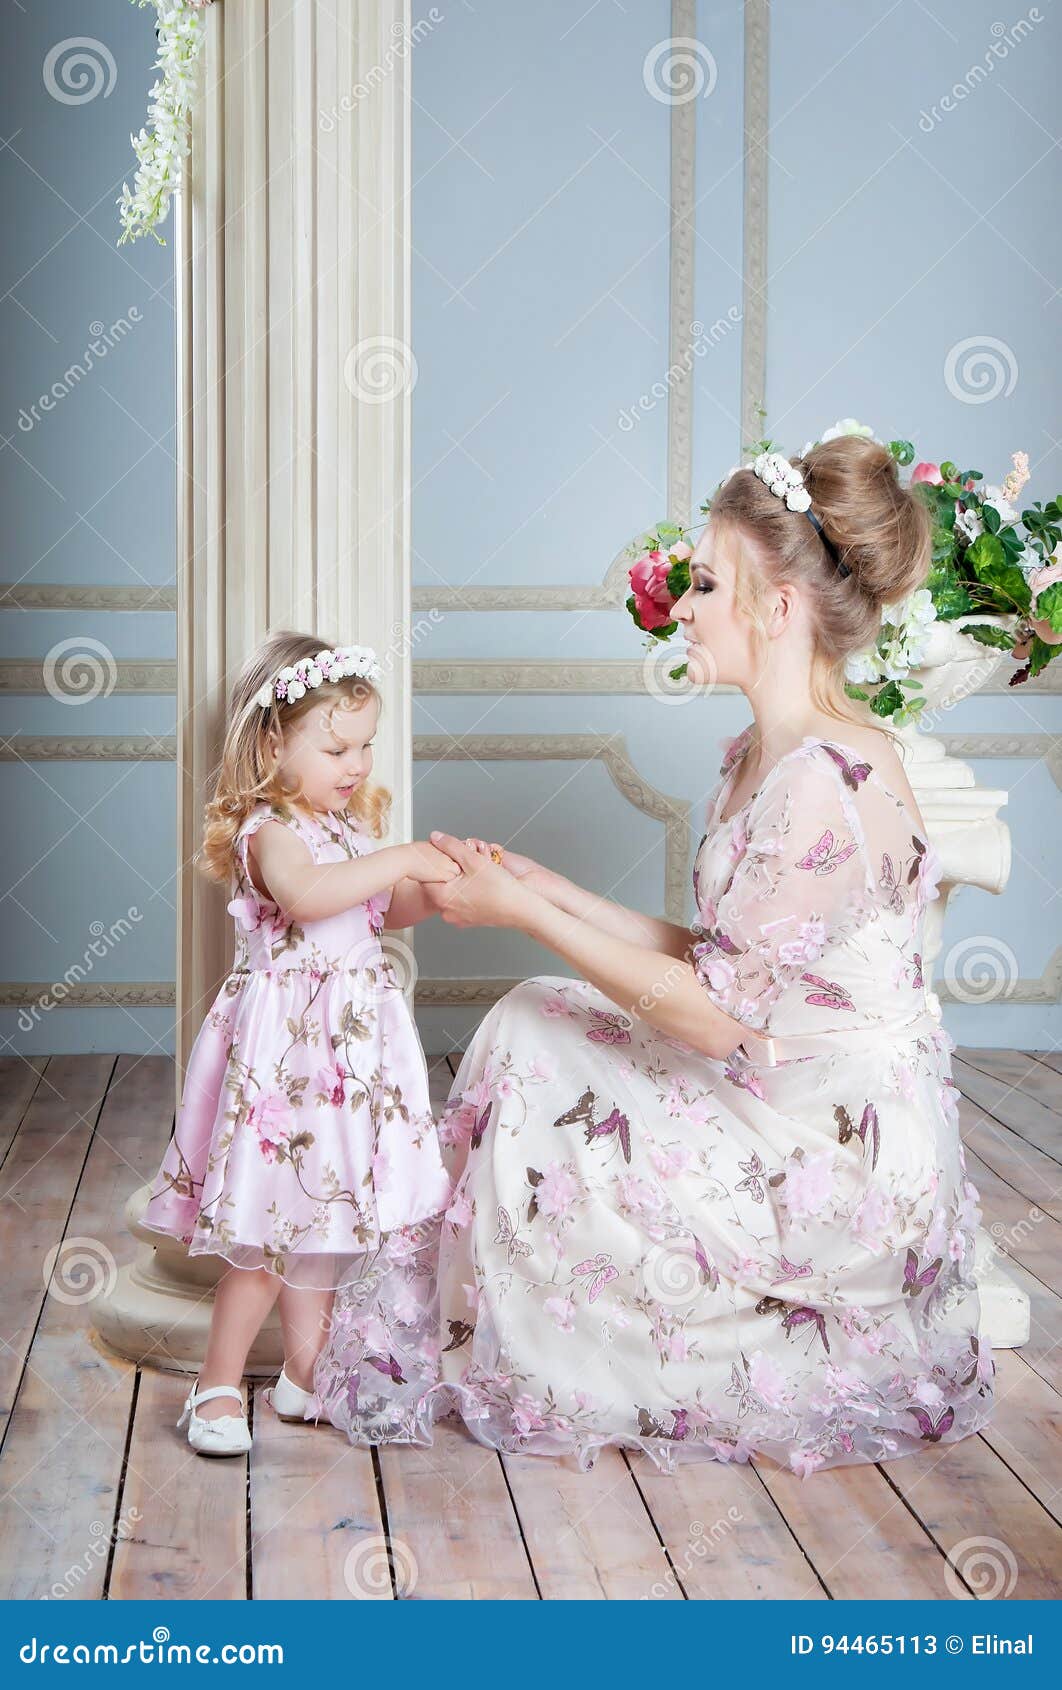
[118,1,216,246]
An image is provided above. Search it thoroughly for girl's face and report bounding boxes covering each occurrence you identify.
[269,689,380,813]
[670,520,758,688]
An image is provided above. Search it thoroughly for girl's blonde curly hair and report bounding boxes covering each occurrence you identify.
[200,629,391,884]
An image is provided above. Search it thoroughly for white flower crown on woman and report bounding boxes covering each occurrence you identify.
[720,451,852,578]
[722,451,812,512]
[254,644,382,710]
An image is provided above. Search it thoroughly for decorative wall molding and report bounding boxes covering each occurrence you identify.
[4,732,1061,783]
[0,737,176,762]
[0,584,176,611]
[741,0,769,445]
[6,949,1058,1011]
[412,731,691,922]
[0,983,176,1009]
[5,659,1059,697]
[0,661,176,694]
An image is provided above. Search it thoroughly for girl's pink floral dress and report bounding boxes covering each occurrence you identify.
[141,802,451,1288]
[312,732,995,1475]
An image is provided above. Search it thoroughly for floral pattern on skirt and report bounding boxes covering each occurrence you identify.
[311,733,995,1474]
[141,802,451,1287]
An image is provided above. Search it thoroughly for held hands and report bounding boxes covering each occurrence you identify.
[403,841,463,884]
[423,831,538,929]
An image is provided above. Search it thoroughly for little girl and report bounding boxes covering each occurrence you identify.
[141,630,457,1455]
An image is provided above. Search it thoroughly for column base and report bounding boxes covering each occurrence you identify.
[93,1183,284,1375]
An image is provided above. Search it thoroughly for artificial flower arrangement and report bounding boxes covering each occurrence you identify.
[117,0,216,246]
[626,419,1062,725]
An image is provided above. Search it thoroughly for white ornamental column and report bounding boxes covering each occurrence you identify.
[97,1,414,1373]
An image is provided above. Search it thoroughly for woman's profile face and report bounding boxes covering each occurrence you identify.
[671,520,759,690]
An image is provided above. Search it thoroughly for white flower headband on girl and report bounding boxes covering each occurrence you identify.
[720,451,853,578]
[253,644,382,710]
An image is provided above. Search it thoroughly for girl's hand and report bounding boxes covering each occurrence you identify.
[426,832,537,929]
[404,841,463,884]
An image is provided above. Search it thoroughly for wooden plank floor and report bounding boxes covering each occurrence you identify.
[0,1046,1060,1600]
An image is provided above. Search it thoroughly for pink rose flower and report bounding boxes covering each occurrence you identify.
[446,1188,474,1229]
[543,1295,576,1334]
[629,550,677,631]
[315,1062,348,1107]
[535,1161,581,1220]
[910,462,943,485]
[246,1090,291,1160]
[780,1149,837,1223]
[511,1393,547,1435]
[748,1349,795,1410]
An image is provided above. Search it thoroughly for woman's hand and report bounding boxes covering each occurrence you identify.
[426,832,538,929]
[403,841,463,884]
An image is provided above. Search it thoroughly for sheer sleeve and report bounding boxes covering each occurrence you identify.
[691,746,875,1031]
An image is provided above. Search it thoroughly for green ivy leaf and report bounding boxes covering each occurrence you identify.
[1034,580,1062,634]
[966,532,1030,611]
[1029,635,1058,678]
[870,680,904,718]
[962,623,1016,651]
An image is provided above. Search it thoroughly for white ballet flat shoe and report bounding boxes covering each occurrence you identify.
[265,1366,314,1423]
[177,1380,252,1456]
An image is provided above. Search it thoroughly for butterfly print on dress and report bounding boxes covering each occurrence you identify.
[901,1247,943,1298]
[835,1100,880,1170]
[797,829,859,876]
[554,1088,596,1129]
[494,1205,533,1264]
[584,1106,632,1164]
[801,973,855,1011]
[586,1006,633,1045]
[735,1150,768,1204]
[907,1405,955,1442]
[879,852,906,916]
[756,1296,832,1354]
[819,744,872,791]
[572,1253,620,1302]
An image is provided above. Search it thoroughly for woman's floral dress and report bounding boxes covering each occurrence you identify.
[141,802,451,1288]
[311,731,995,1475]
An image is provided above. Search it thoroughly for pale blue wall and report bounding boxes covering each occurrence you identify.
[0,0,176,1056]
[2,0,1059,1057]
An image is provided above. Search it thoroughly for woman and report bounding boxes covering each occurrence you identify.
[311,435,995,1476]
